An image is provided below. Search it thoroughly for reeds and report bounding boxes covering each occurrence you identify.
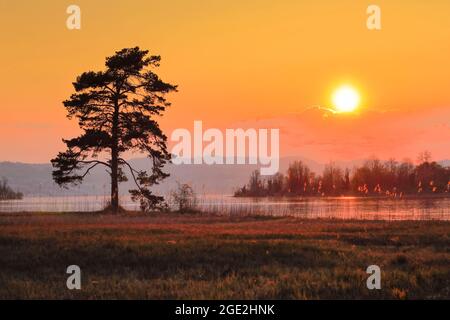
[1,194,449,221]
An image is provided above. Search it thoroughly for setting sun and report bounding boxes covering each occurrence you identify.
[332,86,360,113]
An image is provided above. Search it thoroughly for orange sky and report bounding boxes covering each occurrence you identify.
[0,0,449,163]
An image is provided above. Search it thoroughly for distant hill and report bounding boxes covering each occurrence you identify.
[0,157,448,196]
[439,159,450,167]
[0,157,319,196]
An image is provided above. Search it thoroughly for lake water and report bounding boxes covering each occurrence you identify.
[1,195,450,221]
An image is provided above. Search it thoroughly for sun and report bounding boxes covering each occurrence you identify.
[332,85,360,113]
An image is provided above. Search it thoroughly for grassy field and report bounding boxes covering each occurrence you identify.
[0,212,449,299]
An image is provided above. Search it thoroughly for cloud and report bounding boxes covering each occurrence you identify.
[228,105,450,161]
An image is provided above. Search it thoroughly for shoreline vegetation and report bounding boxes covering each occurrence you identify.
[234,158,450,198]
[0,178,23,201]
[0,212,448,299]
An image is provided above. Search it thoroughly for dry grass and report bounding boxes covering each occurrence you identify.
[0,212,449,299]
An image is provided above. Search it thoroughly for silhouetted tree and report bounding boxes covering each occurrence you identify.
[0,177,23,200]
[249,170,264,196]
[234,155,450,198]
[286,161,310,194]
[51,47,177,213]
[267,172,285,195]
[417,151,432,164]
[415,161,449,193]
[343,168,351,193]
[170,182,197,213]
[322,162,344,195]
[396,159,415,193]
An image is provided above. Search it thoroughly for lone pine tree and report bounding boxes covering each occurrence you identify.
[51,47,177,213]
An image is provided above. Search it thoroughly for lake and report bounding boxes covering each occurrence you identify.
[1,195,450,220]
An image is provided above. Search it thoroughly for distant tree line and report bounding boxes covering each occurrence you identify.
[234,157,450,198]
[0,178,23,200]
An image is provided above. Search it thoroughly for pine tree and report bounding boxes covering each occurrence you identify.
[51,47,177,213]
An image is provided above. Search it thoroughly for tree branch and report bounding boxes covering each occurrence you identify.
[118,157,144,192]
[81,162,102,178]
[79,160,112,168]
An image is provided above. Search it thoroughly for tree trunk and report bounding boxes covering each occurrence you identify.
[110,100,120,214]
[111,148,119,213]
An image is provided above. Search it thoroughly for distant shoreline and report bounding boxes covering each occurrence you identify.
[1,193,449,201]
[233,194,450,200]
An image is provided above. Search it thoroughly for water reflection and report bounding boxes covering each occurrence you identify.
[1,195,449,221]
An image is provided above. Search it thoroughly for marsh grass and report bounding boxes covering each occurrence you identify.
[0,212,449,299]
